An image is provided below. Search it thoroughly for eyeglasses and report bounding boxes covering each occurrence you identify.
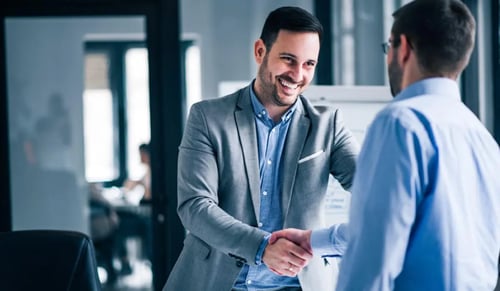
[381,37,411,55]
[381,40,392,55]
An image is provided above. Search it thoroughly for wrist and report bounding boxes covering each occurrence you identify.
[255,234,271,265]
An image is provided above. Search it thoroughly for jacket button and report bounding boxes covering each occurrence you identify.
[236,261,243,267]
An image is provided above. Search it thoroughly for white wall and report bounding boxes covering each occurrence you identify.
[6,16,145,233]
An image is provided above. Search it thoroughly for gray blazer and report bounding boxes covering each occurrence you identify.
[164,84,359,291]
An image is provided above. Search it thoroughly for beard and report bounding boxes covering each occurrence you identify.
[257,54,300,107]
[388,51,403,97]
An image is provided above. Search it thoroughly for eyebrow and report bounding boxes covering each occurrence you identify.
[279,52,317,64]
[279,52,297,59]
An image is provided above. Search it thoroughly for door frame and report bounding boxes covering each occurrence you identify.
[0,1,185,290]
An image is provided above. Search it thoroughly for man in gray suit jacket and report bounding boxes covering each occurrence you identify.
[163,6,359,291]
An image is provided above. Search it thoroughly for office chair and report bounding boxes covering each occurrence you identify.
[0,229,102,291]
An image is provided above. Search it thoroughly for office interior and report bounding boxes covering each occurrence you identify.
[0,0,499,290]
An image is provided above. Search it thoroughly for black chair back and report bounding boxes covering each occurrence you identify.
[0,229,101,291]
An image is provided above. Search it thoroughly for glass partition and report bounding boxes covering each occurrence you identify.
[5,16,152,290]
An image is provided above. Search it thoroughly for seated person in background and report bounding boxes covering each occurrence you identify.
[88,182,119,285]
[116,142,152,274]
[123,143,151,204]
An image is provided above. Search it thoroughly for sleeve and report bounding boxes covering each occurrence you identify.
[336,109,429,290]
[255,234,271,265]
[311,223,349,257]
[177,103,268,265]
[330,109,360,191]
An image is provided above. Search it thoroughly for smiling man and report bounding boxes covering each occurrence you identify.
[163,6,359,291]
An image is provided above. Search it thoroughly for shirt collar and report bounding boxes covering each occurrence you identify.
[395,77,461,102]
[249,80,297,124]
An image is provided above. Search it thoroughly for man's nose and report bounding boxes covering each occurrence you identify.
[289,64,304,82]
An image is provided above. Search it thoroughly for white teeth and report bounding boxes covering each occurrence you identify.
[280,78,298,89]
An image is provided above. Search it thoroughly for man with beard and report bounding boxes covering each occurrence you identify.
[163,6,359,291]
[270,0,500,290]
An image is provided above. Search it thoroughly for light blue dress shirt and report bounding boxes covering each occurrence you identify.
[234,84,300,290]
[313,78,500,290]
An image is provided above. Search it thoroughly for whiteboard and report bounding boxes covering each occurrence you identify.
[303,85,392,226]
[305,85,391,145]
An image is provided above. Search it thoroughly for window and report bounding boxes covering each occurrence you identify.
[329,0,412,85]
[83,52,117,182]
[183,41,202,114]
[83,42,150,184]
[125,48,151,180]
[83,39,198,183]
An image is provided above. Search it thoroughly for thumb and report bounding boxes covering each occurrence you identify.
[268,231,281,244]
[269,232,278,245]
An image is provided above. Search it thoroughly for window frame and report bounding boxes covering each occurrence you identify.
[84,41,147,186]
[493,0,500,144]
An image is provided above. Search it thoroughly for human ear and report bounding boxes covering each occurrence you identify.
[254,39,266,64]
[398,34,412,65]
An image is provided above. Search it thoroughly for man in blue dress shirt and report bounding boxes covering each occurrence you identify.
[271,0,500,290]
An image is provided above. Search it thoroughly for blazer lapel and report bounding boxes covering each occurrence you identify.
[235,87,261,220]
[281,99,310,222]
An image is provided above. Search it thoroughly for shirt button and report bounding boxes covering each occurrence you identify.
[247,280,252,285]
[267,159,272,165]
[262,191,267,196]
[258,222,263,227]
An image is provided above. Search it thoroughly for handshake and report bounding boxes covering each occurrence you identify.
[263,228,313,277]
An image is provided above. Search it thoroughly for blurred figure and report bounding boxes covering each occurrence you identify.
[11,115,83,231]
[88,182,119,285]
[123,143,151,203]
[115,142,152,275]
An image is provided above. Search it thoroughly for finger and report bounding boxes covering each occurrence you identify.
[267,239,311,267]
[287,243,313,261]
[263,238,310,273]
[269,267,284,276]
[283,263,299,277]
[287,260,304,270]
[288,252,311,267]
[274,237,311,257]
[268,232,278,244]
[283,252,312,270]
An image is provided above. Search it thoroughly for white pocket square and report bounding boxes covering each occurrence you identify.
[298,150,324,164]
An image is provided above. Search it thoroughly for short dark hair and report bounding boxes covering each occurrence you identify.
[139,143,150,153]
[391,0,475,76]
[259,6,323,51]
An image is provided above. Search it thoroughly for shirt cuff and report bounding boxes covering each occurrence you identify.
[255,233,271,265]
[311,223,349,257]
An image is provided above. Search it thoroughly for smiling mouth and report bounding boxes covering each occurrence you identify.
[278,77,299,90]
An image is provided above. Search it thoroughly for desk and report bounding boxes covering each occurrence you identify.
[101,186,152,261]
[101,186,151,213]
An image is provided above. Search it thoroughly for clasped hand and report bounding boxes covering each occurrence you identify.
[262,229,313,277]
